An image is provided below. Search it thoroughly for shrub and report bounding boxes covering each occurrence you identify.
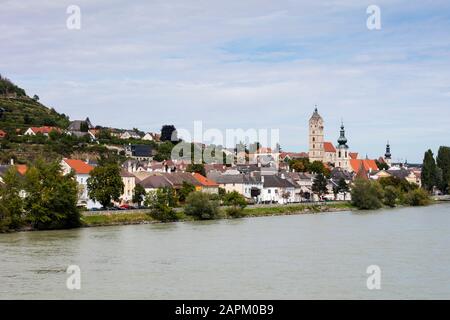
[184,191,219,220]
[383,185,399,207]
[351,178,384,210]
[145,188,179,222]
[223,191,247,218]
[404,188,430,206]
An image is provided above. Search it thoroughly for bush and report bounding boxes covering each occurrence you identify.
[351,178,384,210]
[145,188,179,222]
[383,185,399,207]
[223,191,247,218]
[404,188,430,206]
[184,191,219,220]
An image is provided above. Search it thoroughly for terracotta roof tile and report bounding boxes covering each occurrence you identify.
[63,159,94,174]
[323,142,336,153]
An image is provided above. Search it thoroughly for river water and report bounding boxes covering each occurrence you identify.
[1,203,449,299]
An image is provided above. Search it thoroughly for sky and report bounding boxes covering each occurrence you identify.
[1,0,450,163]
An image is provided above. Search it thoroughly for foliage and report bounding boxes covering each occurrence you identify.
[0,75,26,96]
[87,163,124,208]
[132,184,146,206]
[334,178,349,200]
[153,141,175,161]
[184,191,220,220]
[383,185,400,207]
[421,149,439,192]
[186,163,206,176]
[375,159,389,170]
[178,181,196,203]
[0,167,24,231]
[404,188,430,206]
[312,173,328,199]
[23,159,81,230]
[436,146,450,194]
[160,125,178,142]
[351,178,384,210]
[289,158,330,176]
[223,191,247,218]
[145,188,179,222]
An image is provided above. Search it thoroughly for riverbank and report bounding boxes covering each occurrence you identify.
[81,202,355,227]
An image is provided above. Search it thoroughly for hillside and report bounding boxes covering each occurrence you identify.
[0,75,70,133]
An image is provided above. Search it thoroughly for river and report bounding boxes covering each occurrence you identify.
[1,203,449,299]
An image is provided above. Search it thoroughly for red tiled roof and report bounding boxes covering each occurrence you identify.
[350,159,378,172]
[63,159,94,174]
[280,152,308,159]
[192,173,219,187]
[349,152,358,160]
[323,142,336,153]
[15,164,28,176]
[29,126,61,134]
[0,130,6,137]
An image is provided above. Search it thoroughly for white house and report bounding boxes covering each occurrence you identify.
[60,158,101,209]
[120,131,141,140]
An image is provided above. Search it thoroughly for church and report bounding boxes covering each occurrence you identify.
[308,108,391,172]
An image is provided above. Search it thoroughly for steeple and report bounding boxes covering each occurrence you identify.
[337,120,348,148]
[385,141,391,159]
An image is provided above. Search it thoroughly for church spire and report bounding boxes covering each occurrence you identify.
[385,141,391,159]
[337,120,348,147]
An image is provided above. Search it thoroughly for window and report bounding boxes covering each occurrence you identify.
[312,137,315,142]
[268,189,271,194]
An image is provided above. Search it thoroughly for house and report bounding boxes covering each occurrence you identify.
[0,130,6,138]
[24,126,61,136]
[243,174,298,204]
[125,144,154,160]
[67,118,94,132]
[120,131,141,140]
[67,130,96,141]
[208,173,246,195]
[120,170,136,204]
[142,132,161,141]
[349,158,378,173]
[138,175,173,193]
[279,152,308,162]
[191,173,219,194]
[60,158,101,209]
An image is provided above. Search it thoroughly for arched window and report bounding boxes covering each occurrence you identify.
[339,151,341,158]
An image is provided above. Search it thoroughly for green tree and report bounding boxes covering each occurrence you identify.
[351,178,384,210]
[335,178,350,200]
[0,167,24,231]
[404,188,430,206]
[132,183,146,206]
[87,163,124,208]
[24,160,80,230]
[312,173,328,200]
[161,125,178,142]
[186,163,206,176]
[383,185,399,207]
[375,159,389,170]
[223,191,247,218]
[436,146,450,194]
[184,191,219,220]
[421,149,438,192]
[145,188,179,222]
[178,181,196,203]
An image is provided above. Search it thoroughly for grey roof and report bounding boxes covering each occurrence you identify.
[139,175,172,189]
[261,175,297,188]
[213,174,245,184]
[68,118,93,131]
[387,169,410,179]
[330,168,353,181]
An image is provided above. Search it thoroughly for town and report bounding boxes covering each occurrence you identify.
[0,75,448,231]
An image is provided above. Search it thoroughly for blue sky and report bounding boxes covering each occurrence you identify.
[1,0,450,162]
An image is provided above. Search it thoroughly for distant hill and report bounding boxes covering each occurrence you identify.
[0,75,70,133]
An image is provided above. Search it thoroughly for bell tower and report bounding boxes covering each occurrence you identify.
[335,121,350,170]
[308,107,324,162]
[384,141,392,167]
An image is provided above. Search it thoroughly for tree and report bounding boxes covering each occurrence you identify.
[184,191,219,220]
[421,149,438,192]
[161,125,178,142]
[436,146,450,194]
[0,167,24,231]
[223,191,247,218]
[351,178,384,210]
[186,163,206,176]
[79,121,89,132]
[24,160,81,230]
[336,178,350,200]
[312,173,328,200]
[87,163,124,208]
[404,188,430,206]
[178,181,196,203]
[32,94,39,101]
[133,184,146,206]
[145,188,179,222]
[383,185,399,207]
[309,160,331,177]
[375,159,389,170]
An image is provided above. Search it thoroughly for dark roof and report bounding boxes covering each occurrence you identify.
[213,174,245,184]
[139,175,172,189]
[261,175,297,188]
[387,169,410,179]
[330,168,353,181]
[130,145,154,157]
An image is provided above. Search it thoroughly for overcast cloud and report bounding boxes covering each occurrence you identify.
[1,0,450,162]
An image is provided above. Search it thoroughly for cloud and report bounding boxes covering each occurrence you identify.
[1,0,450,162]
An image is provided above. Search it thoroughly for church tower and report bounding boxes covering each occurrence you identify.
[384,141,392,167]
[335,121,350,170]
[308,107,324,162]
